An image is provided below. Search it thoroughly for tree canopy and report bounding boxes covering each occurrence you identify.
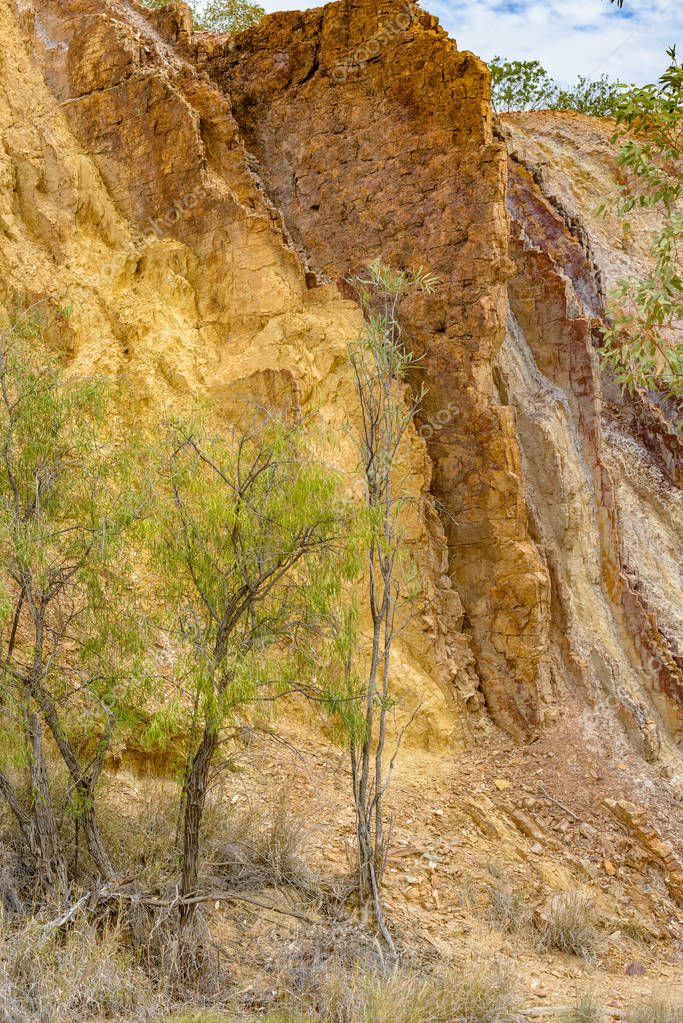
[140,0,265,33]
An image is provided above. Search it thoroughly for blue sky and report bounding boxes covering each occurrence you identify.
[254,0,681,84]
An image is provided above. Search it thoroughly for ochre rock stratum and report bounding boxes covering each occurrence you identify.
[1,0,681,771]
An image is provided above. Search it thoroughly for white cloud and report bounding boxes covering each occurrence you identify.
[255,0,681,83]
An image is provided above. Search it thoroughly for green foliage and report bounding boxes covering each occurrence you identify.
[151,412,350,739]
[492,48,682,422]
[0,308,148,775]
[0,306,157,897]
[490,56,624,116]
[555,76,625,118]
[139,0,264,34]
[490,58,558,112]
[195,0,264,33]
[150,409,354,924]
[600,47,683,422]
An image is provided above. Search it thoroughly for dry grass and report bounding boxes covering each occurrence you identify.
[616,917,655,944]
[0,834,25,919]
[1,790,520,1023]
[207,797,308,891]
[487,882,531,934]
[99,783,181,888]
[0,894,519,1023]
[270,954,517,1023]
[0,916,162,1022]
[425,961,518,1023]
[538,891,601,961]
[101,785,311,897]
[626,997,683,1023]
[560,992,605,1023]
[161,1015,231,1022]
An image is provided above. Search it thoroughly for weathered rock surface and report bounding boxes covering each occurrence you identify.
[605,798,683,905]
[182,2,681,753]
[1,0,681,765]
[187,0,553,737]
[1,0,473,752]
[500,113,683,757]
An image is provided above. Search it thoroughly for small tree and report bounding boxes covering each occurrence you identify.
[490,56,623,116]
[555,75,624,117]
[139,0,265,34]
[153,411,346,938]
[344,261,438,951]
[194,0,264,33]
[600,48,683,424]
[0,309,146,902]
[490,57,558,112]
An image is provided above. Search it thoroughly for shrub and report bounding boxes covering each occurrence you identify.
[490,57,557,111]
[561,992,606,1023]
[538,891,601,961]
[139,0,265,33]
[555,76,624,117]
[98,783,181,889]
[196,0,264,33]
[487,882,531,934]
[100,785,312,897]
[206,797,309,891]
[600,48,683,424]
[490,56,624,116]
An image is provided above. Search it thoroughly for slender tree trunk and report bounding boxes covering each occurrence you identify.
[30,678,115,883]
[373,569,393,888]
[0,768,38,867]
[26,713,69,904]
[179,724,218,936]
[0,745,68,905]
[352,748,373,901]
[80,797,115,881]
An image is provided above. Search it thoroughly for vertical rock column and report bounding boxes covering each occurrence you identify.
[189,0,552,735]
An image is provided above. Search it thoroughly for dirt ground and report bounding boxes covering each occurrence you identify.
[116,688,683,1020]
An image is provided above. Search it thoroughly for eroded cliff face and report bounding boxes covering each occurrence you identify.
[177,0,681,757]
[180,0,553,738]
[2,0,681,771]
[0,0,473,753]
[499,114,683,759]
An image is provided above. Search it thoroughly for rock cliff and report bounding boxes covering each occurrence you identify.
[1,0,681,943]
